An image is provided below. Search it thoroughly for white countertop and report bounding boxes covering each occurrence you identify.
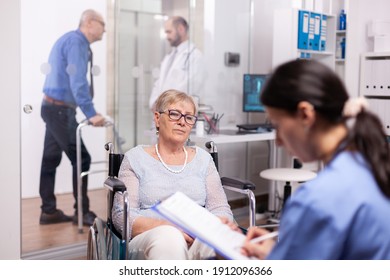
[190,129,275,145]
[144,127,276,145]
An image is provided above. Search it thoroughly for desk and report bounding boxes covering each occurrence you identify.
[190,129,276,176]
[191,129,278,212]
[190,130,275,145]
[145,128,275,145]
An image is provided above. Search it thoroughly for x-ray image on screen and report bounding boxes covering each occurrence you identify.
[243,74,269,113]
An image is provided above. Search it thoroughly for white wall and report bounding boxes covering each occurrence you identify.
[346,0,390,97]
[0,0,21,260]
[201,0,251,188]
[203,0,251,127]
[247,1,298,194]
[251,0,296,74]
[200,0,294,195]
[21,0,107,198]
[202,0,297,128]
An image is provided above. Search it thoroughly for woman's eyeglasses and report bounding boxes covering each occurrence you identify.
[159,109,198,125]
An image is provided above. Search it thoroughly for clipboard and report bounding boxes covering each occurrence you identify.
[152,191,250,260]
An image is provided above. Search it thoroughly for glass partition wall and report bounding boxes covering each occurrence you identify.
[21,0,207,259]
[112,0,206,149]
[112,0,255,146]
[111,0,284,234]
[114,8,166,150]
[21,0,266,259]
[112,0,263,225]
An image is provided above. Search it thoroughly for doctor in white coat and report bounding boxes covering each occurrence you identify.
[149,16,204,111]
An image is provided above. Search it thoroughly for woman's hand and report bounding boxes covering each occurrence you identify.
[182,232,195,247]
[241,227,276,260]
[159,220,194,246]
[219,216,242,233]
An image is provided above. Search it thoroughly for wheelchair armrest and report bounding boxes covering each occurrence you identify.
[221,177,257,228]
[104,177,127,235]
[221,177,256,190]
[104,177,126,193]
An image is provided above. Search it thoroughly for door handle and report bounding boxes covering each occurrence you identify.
[23,104,33,114]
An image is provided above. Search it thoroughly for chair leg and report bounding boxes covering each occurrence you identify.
[87,225,97,260]
[283,181,292,206]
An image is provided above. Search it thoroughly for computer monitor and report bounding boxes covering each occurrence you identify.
[243,74,269,113]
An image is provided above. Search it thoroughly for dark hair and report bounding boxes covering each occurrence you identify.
[261,59,390,198]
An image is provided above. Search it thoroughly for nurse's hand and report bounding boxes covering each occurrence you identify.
[241,227,276,260]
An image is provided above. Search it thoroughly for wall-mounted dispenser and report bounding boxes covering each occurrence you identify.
[224,52,240,67]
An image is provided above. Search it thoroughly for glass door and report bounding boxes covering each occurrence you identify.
[21,0,108,258]
[115,8,167,150]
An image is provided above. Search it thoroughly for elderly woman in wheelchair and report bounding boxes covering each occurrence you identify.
[111,89,235,260]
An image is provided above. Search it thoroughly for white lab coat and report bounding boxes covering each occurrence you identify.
[149,40,204,110]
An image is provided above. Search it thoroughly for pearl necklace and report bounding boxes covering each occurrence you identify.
[155,144,188,174]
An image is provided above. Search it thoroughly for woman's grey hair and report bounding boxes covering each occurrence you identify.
[155,89,197,115]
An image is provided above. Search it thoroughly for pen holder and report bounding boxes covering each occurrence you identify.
[202,112,222,134]
[206,118,219,134]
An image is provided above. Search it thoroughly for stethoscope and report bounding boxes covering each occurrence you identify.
[181,46,196,71]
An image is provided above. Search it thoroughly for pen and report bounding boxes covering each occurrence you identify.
[235,231,279,251]
[249,231,279,244]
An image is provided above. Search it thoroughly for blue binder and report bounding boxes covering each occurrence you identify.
[298,10,310,50]
[311,12,321,51]
[320,14,327,51]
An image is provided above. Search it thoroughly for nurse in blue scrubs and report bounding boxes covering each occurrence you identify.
[242,59,390,260]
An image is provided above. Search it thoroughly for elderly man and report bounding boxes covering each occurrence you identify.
[39,9,106,226]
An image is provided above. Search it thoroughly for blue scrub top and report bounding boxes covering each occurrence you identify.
[268,151,390,260]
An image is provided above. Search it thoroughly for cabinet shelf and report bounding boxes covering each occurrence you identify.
[359,52,390,135]
[364,95,390,98]
[336,29,347,35]
[298,49,334,55]
[362,52,390,58]
[272,8,337,70]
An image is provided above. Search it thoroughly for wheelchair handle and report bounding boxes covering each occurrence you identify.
[205,141,217,152]
[105,142,114,154]
[205,141,218,171]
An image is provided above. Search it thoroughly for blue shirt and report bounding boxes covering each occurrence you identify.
[43,29,96,118]
[268,151,390,260]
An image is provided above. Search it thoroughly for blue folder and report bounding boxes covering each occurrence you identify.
[320,14,327,51]
[311,12,321,51]
[298,10,310,50]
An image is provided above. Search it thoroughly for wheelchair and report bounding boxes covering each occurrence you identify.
[87,141,257,260]
[87,142,128,260]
